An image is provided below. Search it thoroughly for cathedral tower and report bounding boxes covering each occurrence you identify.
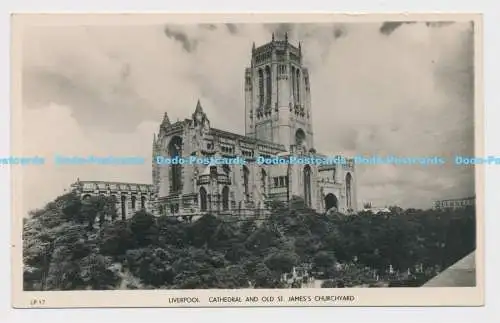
[245,33,314,152]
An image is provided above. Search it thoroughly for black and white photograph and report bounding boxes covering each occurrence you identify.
[12,13,483,307]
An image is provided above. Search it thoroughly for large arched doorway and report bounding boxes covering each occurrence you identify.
[168,136,183,193]
[346,173,352,209]
[222,186,229,211]
[303,165,312,207]
[199,187,207,211]
[324,193,338,211]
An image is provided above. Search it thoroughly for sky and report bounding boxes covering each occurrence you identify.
[19,20,475,214]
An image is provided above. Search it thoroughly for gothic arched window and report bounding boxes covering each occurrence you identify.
[295,128,306,149]
[121,195,127,220]
[296,69,300,104]
[258,69,264,107]
[199,187,207,211]
[222,186,230,211]
[131,196,136,210]
[346,173,352,209]
[265,65,272,107]
[243,165,250,200]
[168,136,183,193]
[303,165,312,207]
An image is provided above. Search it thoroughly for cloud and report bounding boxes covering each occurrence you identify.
[333,25,347,39]
[164,25,199,52]
[19,103,158,215]
[200,24,217,31]
[308,22,474,207]
[379,21,456,35]
[20,21,475,211]
[379,22,417,35]
[22,25,208,133]
[225,23,239,34]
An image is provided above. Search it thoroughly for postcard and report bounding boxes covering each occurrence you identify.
[11,13,484,308]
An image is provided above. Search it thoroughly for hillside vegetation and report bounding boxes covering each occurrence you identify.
[23,192,476,290]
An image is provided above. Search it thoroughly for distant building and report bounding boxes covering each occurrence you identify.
[70,179,156,220]
[361,203,391,215]
[433,196,475,210]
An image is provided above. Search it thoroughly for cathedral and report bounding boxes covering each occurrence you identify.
[71,34,358,220]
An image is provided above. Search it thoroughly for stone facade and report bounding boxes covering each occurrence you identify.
[70,179,156,220]
[153,34,358,217]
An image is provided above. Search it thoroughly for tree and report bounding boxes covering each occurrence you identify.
[157,216,187,248]
[79,255,121,289]
[264,251,299,274]
[185,214,220,248]
[23,187,477,291]
[313,251,337,273]
[253,263,278,288]
[99,220,136,257]
[129,210,159,246]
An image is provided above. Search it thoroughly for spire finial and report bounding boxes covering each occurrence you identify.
[285,32,288,42]
[162,112,171,125]
[195,99,203,113]
[272,32,275,41]
[252,42,256,52]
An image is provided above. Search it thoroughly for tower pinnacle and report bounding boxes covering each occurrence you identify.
[195,99,203,114]
[162,112,171,125]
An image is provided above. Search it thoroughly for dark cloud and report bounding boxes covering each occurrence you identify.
[380,21,457,35]
[163,26,198,53]
[120,63,131,81]
[200,24,217,31]
[225,23,238,34]
[426,21,455,28]
[333,25,347,39]
[379,22,417,35]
